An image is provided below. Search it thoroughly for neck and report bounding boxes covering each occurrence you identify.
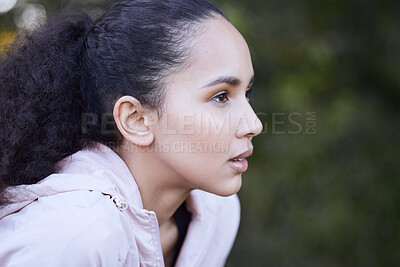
[114,145,191,227]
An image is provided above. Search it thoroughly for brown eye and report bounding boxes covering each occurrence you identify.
[212,92,229,103]
[246,87,254,101]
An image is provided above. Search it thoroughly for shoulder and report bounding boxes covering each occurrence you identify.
[0,190,135,266]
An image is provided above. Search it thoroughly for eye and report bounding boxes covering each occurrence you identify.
[246,86,255,101]
[211,91,229,103]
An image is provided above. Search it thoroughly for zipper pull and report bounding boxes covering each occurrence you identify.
[110,195,128,211]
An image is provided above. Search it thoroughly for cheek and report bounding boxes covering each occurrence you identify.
[154,110,232,163]
[153,92,236,161]
[152,107,241,194]
[177,111,233,147]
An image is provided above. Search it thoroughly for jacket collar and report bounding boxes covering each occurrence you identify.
[1,143,222,266]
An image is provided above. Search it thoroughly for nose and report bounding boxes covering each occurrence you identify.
[235,101,263,138]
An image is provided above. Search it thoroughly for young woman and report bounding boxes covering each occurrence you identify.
[0,0,262,266]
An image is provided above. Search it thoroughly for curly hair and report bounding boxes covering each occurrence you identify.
[0,0,227,205]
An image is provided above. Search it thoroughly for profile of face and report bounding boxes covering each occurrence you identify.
[115,17,263,197]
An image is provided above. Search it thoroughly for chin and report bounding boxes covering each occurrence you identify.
[211,174,242,197]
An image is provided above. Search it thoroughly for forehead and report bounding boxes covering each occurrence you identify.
[171,17,254,85]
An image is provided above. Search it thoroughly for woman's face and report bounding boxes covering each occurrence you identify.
[150,17,263,196]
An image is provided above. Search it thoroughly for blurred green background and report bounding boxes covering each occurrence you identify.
[1,0,399,266]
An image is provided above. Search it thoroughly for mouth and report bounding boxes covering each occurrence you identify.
[230,158,246,162]
[229,148,253,162]
[228,148,253,173]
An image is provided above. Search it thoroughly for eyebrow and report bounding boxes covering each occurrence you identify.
[201,74,255,88]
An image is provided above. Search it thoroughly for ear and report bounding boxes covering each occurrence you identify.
[113,96,156,147]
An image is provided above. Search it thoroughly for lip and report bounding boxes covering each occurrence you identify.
[229,148,253,161]
[228,148,253,173]
[228,158,249,173]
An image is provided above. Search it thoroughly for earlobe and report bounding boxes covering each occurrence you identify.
[113,96,155,147]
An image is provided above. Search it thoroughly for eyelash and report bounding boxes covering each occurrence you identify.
[211,87,255,103]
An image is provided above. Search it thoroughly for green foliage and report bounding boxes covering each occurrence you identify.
[216,0,400,266]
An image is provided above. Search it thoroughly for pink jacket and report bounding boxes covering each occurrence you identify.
[0,143,240,267]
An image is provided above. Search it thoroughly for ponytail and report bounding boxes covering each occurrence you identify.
[0,12,93,205]
[0,0,229,205]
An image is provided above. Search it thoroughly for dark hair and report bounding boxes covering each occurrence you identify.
[0,0,228,205]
